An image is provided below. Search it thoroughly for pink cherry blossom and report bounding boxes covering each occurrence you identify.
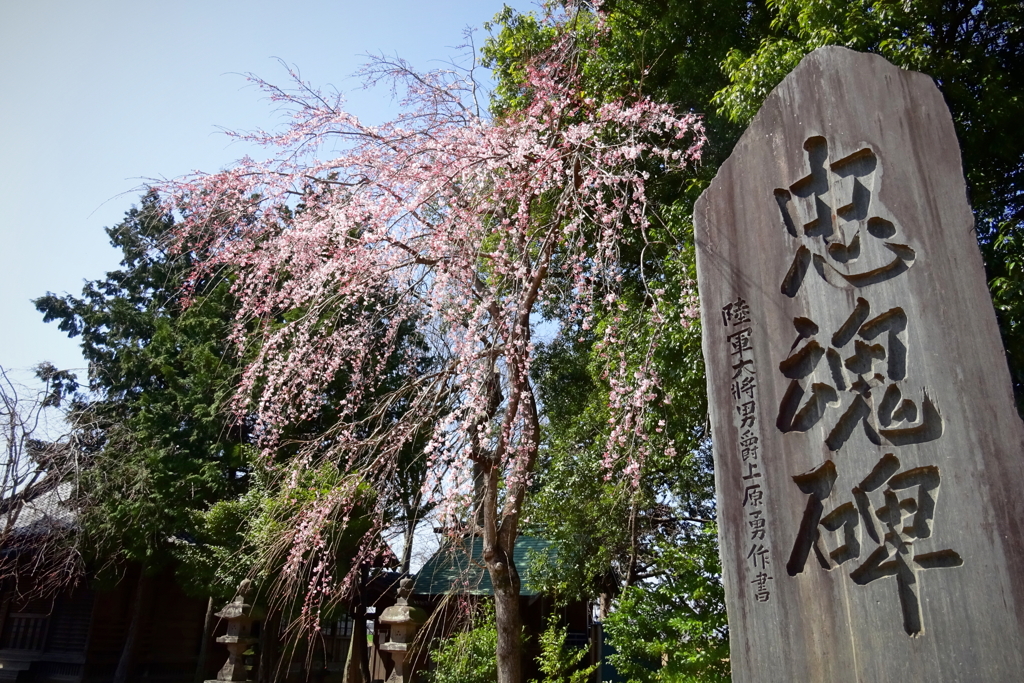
[159,11,704,671]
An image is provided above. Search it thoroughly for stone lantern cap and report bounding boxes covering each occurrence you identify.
[215,634,259,646]
[215,602,253,621]
[379,577,427,626]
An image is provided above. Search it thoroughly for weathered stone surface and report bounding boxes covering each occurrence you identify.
[378,577,425,682]
[694,46,1024,682]
[206,580,258,683]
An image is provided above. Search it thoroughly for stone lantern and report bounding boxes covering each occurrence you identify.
[206,579,260,683]
[378,577,426,683]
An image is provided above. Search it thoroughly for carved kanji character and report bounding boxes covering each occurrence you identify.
[751,571,773,602]
[774,136,916,298]
[743,483,763,507]
[727,327,754,360]
[776,299,942,450]
[732,357,755,379]
[732,375,757,401]
[786,460,839,575]
[747,543,771,570]
[849,454,962,635]
[748,509,766,540]
[722,297,751,326]
[737,400,757,429]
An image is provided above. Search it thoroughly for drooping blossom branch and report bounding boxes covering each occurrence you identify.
[160,15,704,639]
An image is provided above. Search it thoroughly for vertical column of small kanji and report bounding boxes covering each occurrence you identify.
[723,297,774,603]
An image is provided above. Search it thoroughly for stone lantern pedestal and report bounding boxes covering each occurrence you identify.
[378,577,426,683]
[206,580,260,683]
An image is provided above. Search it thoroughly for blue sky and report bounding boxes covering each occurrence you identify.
[0,0,535,385]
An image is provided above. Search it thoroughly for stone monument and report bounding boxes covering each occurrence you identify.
[206,580,259,683]
[694,46,1024,681]
[378,577,426,683]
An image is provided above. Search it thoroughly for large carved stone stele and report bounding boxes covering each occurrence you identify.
[694,46,1024,682]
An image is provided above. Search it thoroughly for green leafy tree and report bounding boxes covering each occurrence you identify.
[524,221,724,679]
[35,192,417,683]
[428,602,500,683]
[714,0,1024,230]
[531,614,598,683]
[35,190,247,587]
[34,191,249,683]
[526,238,714,587]
[603,538,729,683]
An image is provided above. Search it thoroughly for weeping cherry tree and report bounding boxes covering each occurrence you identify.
[162,11,705,682]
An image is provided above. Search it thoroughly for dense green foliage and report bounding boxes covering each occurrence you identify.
[35,194,427,611]
[530,614,598,683]
[716,0,1024,227]
[603,537,728,683]
[35,192,248,594]
[428,602,500,683]
[523,218,726,678]
[427,604,596,683]
[526,232,714,589]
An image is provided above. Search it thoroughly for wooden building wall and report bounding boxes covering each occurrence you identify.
[0,563,209,683]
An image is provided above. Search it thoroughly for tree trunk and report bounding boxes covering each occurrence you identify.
[258,609,282,683]
[343,571,371,683]
[491,562,523,683]
[401,514,416,575]
[472,461,487,531]
[193,596,215,683]
[477,360,538,683]
[342,620,361,683]
[343,608,371,683]
[599,593,611,621]
[482,461,524,683]
[114,570,152,683]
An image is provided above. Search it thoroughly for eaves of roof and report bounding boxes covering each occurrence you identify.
[413,534,553,597]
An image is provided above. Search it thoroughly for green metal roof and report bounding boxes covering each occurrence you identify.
[413,535,553,596]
